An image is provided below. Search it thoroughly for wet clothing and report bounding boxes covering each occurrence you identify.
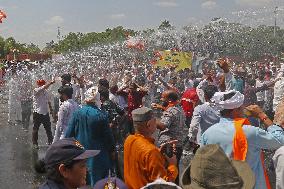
[21,100,32,129]
[243,84,268,106]
[188,102,220,144]
[273,78,284,111]
[201,118,284,189]
[32,85,53,145]
[8,76,22,122]
[65,104,115,186]
[256,79,265,103]
[158,105,187,148]
[117,90,147,120]
[124,134,178,189]
[39,180,65,189]
[53,99,79,143]
[273,146,284,189]
[32,112,53,145]
[33,85,50,115]
[101,99,124,123]
[181,88,199,118]
[234,77,244,93]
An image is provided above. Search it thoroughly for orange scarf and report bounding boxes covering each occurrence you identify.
[233,118,250,161]
[233,118,271,189]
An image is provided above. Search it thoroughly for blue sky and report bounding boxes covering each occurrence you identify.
[0,0,283,48]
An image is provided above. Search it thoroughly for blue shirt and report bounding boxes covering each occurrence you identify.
[233,77,244,94]
[188,102,220,144]
[65,104,115,186]
[201,118,284,189]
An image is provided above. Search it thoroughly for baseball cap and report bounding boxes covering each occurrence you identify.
[181,144,255,189]
[44,138,100,168]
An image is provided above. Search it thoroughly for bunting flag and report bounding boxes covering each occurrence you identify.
[152,49,193,71]
[0,10,7,23]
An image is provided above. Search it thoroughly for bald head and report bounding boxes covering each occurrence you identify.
[162,90,179,102]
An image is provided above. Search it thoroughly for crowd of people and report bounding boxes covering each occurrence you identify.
[2,56,284,189]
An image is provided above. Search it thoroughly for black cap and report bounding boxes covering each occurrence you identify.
[61,73,72,82]
[44,138,100,168]
[58,85,73,97]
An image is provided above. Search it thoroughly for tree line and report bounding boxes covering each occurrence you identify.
[0,20,284,61]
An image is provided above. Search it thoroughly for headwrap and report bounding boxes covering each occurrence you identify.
[211,90,244,110]
[84,86,101,108]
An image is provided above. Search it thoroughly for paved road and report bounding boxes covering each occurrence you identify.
[0,86,47,188]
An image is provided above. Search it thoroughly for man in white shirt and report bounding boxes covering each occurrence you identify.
[256,72,266,108]
[53,85,79,143]
[32,79,55,148]
[61,73,80,102]
[273,146,284,189]
[273,65,284,111]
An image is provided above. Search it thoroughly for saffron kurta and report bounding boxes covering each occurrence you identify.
[124,134,178,189]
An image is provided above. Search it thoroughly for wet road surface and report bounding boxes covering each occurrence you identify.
[0,87,47,188]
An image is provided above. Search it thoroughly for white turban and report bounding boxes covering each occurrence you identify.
[84,86,101,108]
[211,90,244,110]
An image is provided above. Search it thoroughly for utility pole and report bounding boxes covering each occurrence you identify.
[274,6,278,38]
[57,26,61,42]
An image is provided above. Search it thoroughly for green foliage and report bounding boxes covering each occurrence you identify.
[0,20,284,61]
[50,26,136,53]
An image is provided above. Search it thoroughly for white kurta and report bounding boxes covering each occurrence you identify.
[8,76,22,122]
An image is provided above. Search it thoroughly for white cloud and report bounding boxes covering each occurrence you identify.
[154,0,178,8]
[201,1,217,10]
[109,13,126,20]
[45,16,64,26]
[235,0,273,7]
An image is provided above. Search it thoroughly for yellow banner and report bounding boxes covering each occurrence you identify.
[154,50,192,71]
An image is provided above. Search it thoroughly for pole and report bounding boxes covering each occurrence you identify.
[57,26,61,42]
[274,7,278,38]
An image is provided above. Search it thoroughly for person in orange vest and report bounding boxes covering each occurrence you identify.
[124,107,178,189]
[201,90,284,189]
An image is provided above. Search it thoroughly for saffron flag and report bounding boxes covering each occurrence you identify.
[152,50,192,71]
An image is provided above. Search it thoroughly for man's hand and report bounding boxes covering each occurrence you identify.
[159,140,178,151]
[151,103,165,110]
[244,105,263,118]
[217,58,230,73]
